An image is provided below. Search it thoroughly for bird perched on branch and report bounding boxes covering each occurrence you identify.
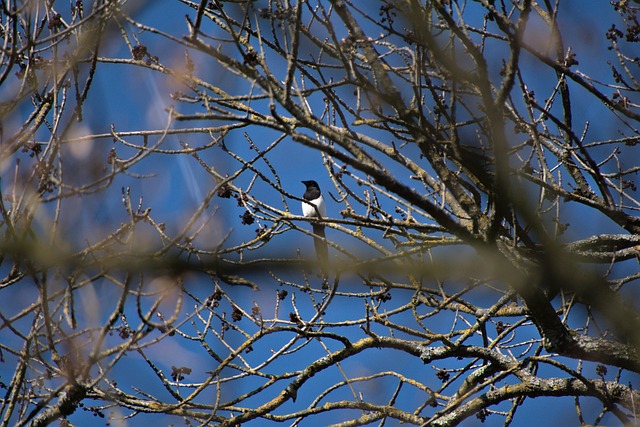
[302,180,328,269]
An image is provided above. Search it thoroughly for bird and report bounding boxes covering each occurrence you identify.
[301,180,328,269]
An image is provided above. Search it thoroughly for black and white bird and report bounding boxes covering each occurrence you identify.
[302,180,328,267]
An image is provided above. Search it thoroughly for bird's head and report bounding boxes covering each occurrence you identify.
[302,180,320,189]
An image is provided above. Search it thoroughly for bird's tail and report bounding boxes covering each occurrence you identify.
[312,224,328,270]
